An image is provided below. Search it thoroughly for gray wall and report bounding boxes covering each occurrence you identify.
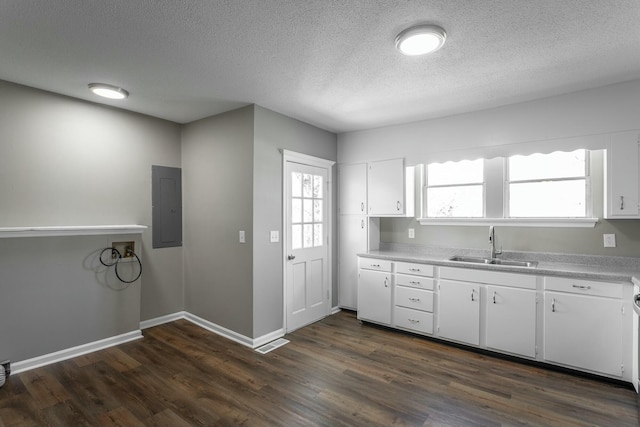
[181,106,255,337]
[0,81,183,362]
[338,80,640,258]
[253,106,338,337]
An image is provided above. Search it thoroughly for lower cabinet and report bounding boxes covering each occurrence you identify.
[544,284,625,377]
[438,280,480,346]
[486,285,536,357]
[357,268,391,325]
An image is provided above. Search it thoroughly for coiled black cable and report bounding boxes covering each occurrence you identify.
[99,247,142,284]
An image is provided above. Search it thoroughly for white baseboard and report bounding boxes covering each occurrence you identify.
[253,328,285,348]
[331,306,342,315]
[140,311,187,330]
[12,330,143,375]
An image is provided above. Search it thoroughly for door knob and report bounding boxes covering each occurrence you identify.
[287,254,296,260]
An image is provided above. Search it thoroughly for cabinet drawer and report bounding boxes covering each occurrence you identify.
[395,262,433,277]
[358,258,392,272]
[395,274,434,290]
[440,266,536,290]
[395,286,433,312]
[394,306,433,334]
[544,276,623,299]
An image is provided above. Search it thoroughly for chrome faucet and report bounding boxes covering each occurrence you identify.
[489,226,502,259]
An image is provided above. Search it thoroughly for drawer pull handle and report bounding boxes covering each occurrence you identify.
[408,297,421,303]
[409,268,421,272]
[409,281,421,285]
[408,319,420,324]
[371,264,381,268]
[572,284,591,290]
[552,298,556,313]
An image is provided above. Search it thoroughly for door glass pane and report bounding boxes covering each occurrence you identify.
[509,180,586,217]
[303,224,313,248]
[291,172,302,197]
[303,174,313,197]
[292,224,302,250]
[303,199,313,222]
[292,198,302,223]
[314,200,322,222]
[313,175,323,198]
[314,224,323,247]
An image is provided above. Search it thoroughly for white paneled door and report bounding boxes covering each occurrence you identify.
[284,153,333,332]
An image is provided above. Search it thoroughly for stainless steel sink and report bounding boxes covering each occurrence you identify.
[449,256,538,268]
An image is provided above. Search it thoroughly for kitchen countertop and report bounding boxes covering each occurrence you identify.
[359,243,640,286]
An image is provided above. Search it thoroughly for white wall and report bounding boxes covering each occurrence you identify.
[0,80,183,362]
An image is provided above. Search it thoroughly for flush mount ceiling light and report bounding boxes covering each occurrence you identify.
[88,83,129,100]
[395,25,447,56]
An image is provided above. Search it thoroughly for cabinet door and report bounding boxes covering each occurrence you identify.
[544,292,624,377]
[357,269,391,325]
[605,131,640,218]
[338,163,367,215]
[338,216,367,309]
[438,280,480,345]
[486,286,536,358]
[368,158,405,216]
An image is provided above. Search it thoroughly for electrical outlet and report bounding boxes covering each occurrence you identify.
[603,233,616,248]
[408,228,415,239]
[239,230,245,243]
[270,230,279,243]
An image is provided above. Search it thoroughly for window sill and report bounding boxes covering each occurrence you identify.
[417,217,598,228]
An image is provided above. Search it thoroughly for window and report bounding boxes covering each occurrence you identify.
[421,149,594,225]
[425,159,484,217]
[507,150,588,218]
[291,172,323,249]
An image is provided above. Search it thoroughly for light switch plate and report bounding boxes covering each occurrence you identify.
[239,230,245,243]
[270,230,279,243]
[408,228,415,239]
[603,233,616,248]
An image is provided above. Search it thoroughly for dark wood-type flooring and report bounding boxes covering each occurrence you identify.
[0,310,637,426]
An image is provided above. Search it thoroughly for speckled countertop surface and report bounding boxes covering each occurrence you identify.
[359,243,640,286]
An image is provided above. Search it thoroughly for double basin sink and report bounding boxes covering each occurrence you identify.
[449,256,538,268]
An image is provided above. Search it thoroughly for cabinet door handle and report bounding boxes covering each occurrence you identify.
[408,297,421,303]
[397,201,401,211]
[361,202,364,212]
[620,195,625,210]
[361,219,365,229]
[492,291,497,304]
[551,298,556,312]
[384,277,389,288]
[572,284,591,290]
[471,289,475,302]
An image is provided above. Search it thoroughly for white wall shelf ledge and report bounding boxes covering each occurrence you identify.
[0,225,148,238]
[417,218,598,228]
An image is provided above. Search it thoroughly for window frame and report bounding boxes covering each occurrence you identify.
[424,159,486,218]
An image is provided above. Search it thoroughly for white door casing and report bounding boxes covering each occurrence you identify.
[282,150,334,333]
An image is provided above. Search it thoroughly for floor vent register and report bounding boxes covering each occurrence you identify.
[255,338,290,354]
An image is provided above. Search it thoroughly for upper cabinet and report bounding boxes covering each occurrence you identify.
[604,131,640,218]
[368,158,414,216]
[338,163,367,215]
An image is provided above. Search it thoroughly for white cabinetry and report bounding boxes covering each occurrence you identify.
[338,163,367,215]
[368,158,408,216]
[438,279,480,345]
[604,131,640,218]
[338,216,368,309]
[394,262,434,335]
[486,285,536,357]
[357,259,392,325]
[543,277,625,377]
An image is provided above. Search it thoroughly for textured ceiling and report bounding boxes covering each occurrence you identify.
[0,0,639,133]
